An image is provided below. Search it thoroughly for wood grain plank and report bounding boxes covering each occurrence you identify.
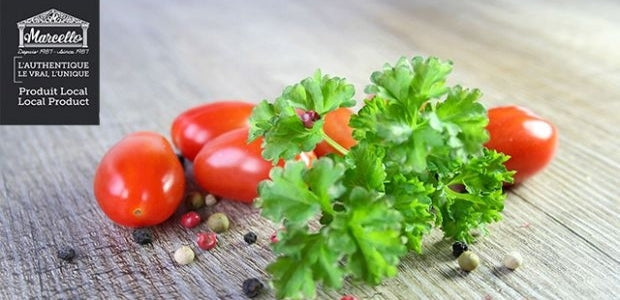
[2,0,619,299]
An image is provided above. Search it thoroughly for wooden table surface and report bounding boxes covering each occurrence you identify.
[1,0,619,299]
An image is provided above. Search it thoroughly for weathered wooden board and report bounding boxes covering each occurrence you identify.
[1,0,619,299]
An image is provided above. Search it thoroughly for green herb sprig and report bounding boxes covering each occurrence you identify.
[249,56,514,299]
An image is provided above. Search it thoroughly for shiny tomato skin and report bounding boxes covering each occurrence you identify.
[193,128,269,204]
[485,106,558,184]
[171,101,255,161]
[94,132,186,227]
[314,108,357,156]
[193,128,315,203]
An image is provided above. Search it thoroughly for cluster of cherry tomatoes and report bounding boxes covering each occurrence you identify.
[93,101,557,227]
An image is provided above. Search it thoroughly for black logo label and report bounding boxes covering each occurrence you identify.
[0,0,99,125]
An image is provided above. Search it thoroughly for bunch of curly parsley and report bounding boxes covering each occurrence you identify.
[248,56,514,299]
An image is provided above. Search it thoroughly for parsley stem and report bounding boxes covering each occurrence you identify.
[444,187,485,205]
[321,130,349,155]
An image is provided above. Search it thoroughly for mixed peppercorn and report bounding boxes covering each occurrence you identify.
[180,211,202,228]
[452,241,468,258]
[458,251,480,272]
[242,278,264,298]
[57,246,76,261]
[503,251,523,270]
[174,245,195,265]
[170,190,267,297]
[105,188,521,298]
[196,232,218,250]
[243,232,257,245]
[207,213,230,233]
[132,228,153,245]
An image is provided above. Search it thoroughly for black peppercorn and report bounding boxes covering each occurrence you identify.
[452,241,468,258]
[243,232,257,245]
[57,246,76,261]
[132,228,153,245]
[242,278,263,298]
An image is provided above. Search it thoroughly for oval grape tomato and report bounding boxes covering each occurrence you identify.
[171,101,255,161]
[193,128,314,203]
[485,105,558,184]
[94,132,186,227]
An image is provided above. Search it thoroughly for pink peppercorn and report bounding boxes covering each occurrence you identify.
[341,295,358,300]
[270,232,279,243]
[180,211,201,228]
[197,232,217,250]
[299,110,320,128]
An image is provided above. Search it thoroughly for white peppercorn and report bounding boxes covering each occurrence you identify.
[457,251,479,271]
[174,246,195,265]
[205,194,218,207]
[503,251,523,270]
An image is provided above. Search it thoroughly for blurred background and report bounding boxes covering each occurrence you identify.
[100,0,618,129]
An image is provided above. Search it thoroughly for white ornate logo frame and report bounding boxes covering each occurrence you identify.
[17,8,89,48]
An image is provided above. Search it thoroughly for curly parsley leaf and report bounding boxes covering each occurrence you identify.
[251,56,514,299]
[349,96,391,143]
[247,99,276,141]
[433,86,488,157]
[328,187,406,285]
[263,114,325,162]
[259,159,346,226]
[248,71,356,162]
[343,143,386,191]
[387,175,435,253]
[267,229,344,300]
[284,70,356,114]
[435,149,514,242]
[365,56,452,110]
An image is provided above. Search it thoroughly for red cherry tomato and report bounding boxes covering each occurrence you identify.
[485,106,558,184]
[94,132,185,227]
[314,108,357,156]
[193,128,315,203]
[171,101,255,161]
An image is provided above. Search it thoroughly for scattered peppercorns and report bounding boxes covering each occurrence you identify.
[205,194,218,207]
[186,191,205,210]
[174,245,195,265]
[132,228,153,245]
[503,251,523,270]
[452,241,468,258]
[242,278,264,298]
[57,246,76,261]
[180,211,202,229]
[457,251,480,272]
[197,232,218,250]
[243,232,257,245]
[207,212,230,233]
